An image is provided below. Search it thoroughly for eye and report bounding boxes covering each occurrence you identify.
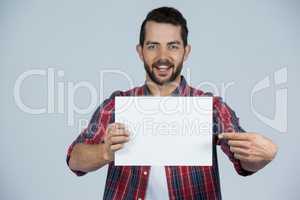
[168,44,179,50]
[147,44,157,50]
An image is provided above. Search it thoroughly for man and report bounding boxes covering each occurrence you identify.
[66,7,277,200]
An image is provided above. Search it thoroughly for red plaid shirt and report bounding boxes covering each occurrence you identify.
[66,76,254,200]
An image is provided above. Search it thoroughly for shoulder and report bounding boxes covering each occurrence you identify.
[191,88,243,132]
[188,86,232,114]
[99,85,145,111]
[108,85,145,98]
[188,86,224,105]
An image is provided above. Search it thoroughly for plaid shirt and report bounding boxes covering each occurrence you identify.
[66,76,253,200]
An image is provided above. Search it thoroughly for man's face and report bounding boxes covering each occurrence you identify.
[137,21,191,85]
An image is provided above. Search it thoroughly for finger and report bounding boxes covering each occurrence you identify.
[107,123,126,133]
[219,132,250,141]
[233,153,250,161]
[110,143,124,151]
[230,146,250,156]
[112,122,126,129]
[228,140,251,149]
[107,123,115,131]
[110,129,130,137]
[110,136,129,145]
[106,124,129,135]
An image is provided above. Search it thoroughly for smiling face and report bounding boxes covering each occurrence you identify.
[137,21,191,86]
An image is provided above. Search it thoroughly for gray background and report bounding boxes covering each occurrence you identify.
[1,0,299,199]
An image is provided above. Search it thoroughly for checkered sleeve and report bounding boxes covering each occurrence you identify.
[213,97,254,176]
[66,92,119,176]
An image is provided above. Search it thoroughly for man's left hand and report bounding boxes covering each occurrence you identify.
[219,132,278,172]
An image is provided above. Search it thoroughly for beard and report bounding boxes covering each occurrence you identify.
[143,58,184,86]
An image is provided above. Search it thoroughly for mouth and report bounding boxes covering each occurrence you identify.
[154,65,172,73]
[153,65,173,77]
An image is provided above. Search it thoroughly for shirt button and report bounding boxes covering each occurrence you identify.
[143,171,147,175]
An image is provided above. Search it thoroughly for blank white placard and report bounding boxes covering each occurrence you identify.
[114,96,213,166]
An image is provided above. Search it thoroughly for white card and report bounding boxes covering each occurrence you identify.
[115,96,213,166]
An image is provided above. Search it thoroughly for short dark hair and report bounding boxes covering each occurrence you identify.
[139,7,188,47]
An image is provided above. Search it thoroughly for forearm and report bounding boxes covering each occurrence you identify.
[68,143,111,173]
[240,159,270,172]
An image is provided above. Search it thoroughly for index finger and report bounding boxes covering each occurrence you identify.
[218,132,250,141]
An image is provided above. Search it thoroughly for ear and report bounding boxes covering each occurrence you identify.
[136,44,144,61]
[183,44,191,62]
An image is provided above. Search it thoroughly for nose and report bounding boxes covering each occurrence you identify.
[157,46,170,60]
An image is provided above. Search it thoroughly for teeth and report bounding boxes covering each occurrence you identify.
[157,65,169,69]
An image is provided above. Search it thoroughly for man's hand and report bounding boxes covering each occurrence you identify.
[219,132,278,172]
[103,122,130,162]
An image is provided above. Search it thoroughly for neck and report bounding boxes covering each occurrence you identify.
[145,75,181,96]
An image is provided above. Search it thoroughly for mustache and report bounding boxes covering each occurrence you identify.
[152,59,174,68]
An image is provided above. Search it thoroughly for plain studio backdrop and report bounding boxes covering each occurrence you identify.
[0,0,299,199]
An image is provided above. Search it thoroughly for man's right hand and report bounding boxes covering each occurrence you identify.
[103,122,130,162]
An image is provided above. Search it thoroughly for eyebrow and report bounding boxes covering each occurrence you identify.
[145,40,182,46]
[167,41,181,45]
[145,41,160,45]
